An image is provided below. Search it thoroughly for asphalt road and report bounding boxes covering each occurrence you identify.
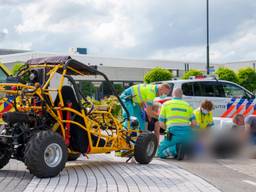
[169,158,256,192]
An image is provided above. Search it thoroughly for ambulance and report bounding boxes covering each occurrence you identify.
[0,63,12,124]
[158,76,255,117]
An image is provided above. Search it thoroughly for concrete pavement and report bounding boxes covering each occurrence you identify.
[1,154,256,192]
[0,159,33,192]
[0,154,221,192]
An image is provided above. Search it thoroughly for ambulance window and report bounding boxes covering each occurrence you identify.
[222,83,249,98]
[182,83,193,96]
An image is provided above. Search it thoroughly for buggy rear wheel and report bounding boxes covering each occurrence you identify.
[134,132,157,164]
[24,131,67,178]
[0,144,11,169]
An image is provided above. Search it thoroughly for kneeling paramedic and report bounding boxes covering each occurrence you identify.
[120,83,171,130]
[157,88,196,158]
[193,100,214,154]
[193,100,214,130]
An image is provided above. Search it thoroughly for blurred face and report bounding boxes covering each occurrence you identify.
[158,86,170,96]
[201,108,209,115]
[234,116,245,126]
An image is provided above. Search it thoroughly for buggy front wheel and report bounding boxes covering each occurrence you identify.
[24,131,67,178]
[134,132,158,164]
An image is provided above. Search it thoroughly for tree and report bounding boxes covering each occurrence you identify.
[182,69,203,79]
[113,84,124,95]
[237,67,256,92]
[144,67,173,83]
[215,67,239,83]
[80,81,95,97]
[12,63,24,75]
[100,81,113,97]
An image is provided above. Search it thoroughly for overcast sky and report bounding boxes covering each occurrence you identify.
[1,0,256,63]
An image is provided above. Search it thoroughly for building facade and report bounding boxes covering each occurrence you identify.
[1,49,255,99]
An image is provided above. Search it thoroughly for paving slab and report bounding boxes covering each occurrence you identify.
[18,154,220,192]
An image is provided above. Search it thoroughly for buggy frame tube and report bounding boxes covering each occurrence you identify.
[64,59,130,119]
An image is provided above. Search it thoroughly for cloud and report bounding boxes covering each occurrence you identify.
[15,0,142,49]
[0,0,30,5]
[1,0,256,63]
[151,19,256,63]
[0,28,8,40]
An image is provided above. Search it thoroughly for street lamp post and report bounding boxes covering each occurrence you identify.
[206,0,210,74]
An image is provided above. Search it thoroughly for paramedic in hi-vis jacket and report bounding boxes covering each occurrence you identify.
[157,88,196,158]
[193,100,214,130]
[120,83,171,130]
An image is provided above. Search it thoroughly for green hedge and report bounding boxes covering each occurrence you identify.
[215,67,239,83]
[182,69,203,79]
[144,67,173,83]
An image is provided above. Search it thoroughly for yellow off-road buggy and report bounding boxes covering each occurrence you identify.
[0,56,157,178]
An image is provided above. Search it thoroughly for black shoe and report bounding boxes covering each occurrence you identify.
[176,143,185,161]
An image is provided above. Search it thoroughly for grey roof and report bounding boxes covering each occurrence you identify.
[0,49,31,55]
[0,51,207,70]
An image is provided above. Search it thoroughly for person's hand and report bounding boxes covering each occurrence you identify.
[191,120,197,128]
[159,122,166,130]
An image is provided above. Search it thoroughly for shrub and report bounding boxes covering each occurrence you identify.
[182,69,203,79]
[11,63,24,75]
[80,81,95,97]
[215,67,239,83]
[144,67,172,83]
[113,84,124,95]
[237,67,256,92]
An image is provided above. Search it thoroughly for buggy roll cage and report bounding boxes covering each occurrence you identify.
[17,56,130,119]
[65,58,130,118]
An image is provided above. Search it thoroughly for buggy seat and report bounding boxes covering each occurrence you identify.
[55,86,105,153]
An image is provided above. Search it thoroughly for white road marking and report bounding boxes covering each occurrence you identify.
[242,180,256,186]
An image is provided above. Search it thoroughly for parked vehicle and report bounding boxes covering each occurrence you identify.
[0,56,157,178]
[0,63,12,124]
[158,77,255,117]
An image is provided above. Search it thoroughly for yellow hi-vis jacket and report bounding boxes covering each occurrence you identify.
[159,98,195,128]
[131,84,157,105]
[193,107,214,129]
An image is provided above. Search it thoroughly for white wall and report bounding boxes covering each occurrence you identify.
[221,61,256,71]
[2,51,255,81]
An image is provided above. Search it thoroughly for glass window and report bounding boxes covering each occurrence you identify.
[0,68,8,83]
[182,81,226,97]
[222,83,249,98]
[0,68,8,98]
[167,83,174,96]
[182,83,193,96]
[193,82,202,96]
[199,82,225,97]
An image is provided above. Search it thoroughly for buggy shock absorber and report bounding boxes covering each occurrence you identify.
[65,102,72,146]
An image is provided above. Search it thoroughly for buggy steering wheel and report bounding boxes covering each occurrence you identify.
[82,100,94,115]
